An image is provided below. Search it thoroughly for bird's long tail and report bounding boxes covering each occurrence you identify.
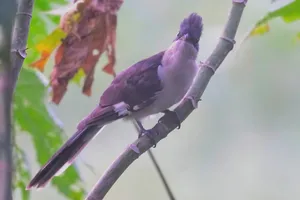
[27,105,127,189]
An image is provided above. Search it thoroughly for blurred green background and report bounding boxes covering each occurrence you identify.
[15,0,300,199]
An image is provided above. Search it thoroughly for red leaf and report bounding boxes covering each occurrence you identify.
[49,0,123,104]
[30,52,51,72]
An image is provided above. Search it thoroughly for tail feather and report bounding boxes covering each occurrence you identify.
[27,126,102,189]
[27,105,126,189]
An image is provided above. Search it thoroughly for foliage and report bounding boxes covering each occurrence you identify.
[14,0,124,198]
[29,0,123,104]
[13,145,31,200]
[247,0,300,39]
[13,0,86,199]
[14,68,85,199]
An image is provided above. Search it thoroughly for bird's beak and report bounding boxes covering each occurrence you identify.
[179,33,188,41]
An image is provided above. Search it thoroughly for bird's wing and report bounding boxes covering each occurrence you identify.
[77,51,165,128]
[100,51,165,109]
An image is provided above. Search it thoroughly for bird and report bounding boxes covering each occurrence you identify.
[27,12,203,189]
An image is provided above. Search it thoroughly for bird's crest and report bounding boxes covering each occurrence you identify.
[175,13,203,47]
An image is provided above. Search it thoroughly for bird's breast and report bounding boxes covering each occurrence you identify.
[130,59,197,120]
[152,58,198,111]
[131,42,199,120]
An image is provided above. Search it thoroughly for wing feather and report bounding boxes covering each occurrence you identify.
[100,51,165,111]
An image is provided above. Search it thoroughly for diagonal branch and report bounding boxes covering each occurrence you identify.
[85,1,248,199]
[132,121,176,200]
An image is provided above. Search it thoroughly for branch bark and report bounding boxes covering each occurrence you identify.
[11,0,34,92]
[0,0,34,199]
[85,0,248,199]
[0,1,17,200]
[132,121,175,200]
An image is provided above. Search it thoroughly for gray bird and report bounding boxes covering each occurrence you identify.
[27,12,203,189]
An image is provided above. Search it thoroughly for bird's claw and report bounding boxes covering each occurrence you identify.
[162,109,181,129]
[138,129,157,148]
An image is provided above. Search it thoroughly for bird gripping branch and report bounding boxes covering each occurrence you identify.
[27,12,203,189]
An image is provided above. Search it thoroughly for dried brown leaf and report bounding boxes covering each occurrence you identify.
[50,0,123,104]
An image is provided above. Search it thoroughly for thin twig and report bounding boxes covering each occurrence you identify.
[85,0,248,199]
[113,69,174,199]
[132,122,175,200]
[0,1,17,200]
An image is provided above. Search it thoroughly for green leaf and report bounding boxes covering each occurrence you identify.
[14,67,85,199]
[13,145,31,200]
[72,68,86,86]
[13,0,86,199]
[247,0,300,38]
[25,0,67,66]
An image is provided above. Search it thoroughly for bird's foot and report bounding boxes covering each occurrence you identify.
[138,129,157,148]
[161,109,181,129]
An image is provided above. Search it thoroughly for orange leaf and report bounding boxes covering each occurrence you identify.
[101,14,117,77]
[30,28,67,72]
[30,52,51,72]
[49,0,123,104]
[54,44,65,64]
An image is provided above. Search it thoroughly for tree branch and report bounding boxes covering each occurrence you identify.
[11,0,34,92]
[132,121,176,200]
[0,1,17,200]
[0,0,34,199]
[86,0,248,199]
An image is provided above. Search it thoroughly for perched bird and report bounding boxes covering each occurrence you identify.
[27,13,203,189]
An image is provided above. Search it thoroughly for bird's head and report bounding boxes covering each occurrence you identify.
[174,13,203,51]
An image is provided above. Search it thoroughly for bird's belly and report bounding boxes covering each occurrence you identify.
[133,65,197,120]
[154,73,191,109]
